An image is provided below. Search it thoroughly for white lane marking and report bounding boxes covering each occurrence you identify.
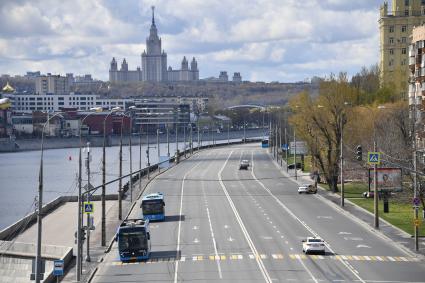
[193,226,199,230]
[228,236,234,242]
[219,150,272,283]
[356,244,371,249]
[250,151,366,283]
[193,238,199,244]
[174,161,202,283]
[224,225,229,229]
[338,232,352,235]
[206,206,223,278]
[200,151,223,279]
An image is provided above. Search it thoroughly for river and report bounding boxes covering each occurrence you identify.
[0,130,265,230]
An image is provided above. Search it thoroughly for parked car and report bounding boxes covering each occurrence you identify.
[302,237,326,254]
[288,162,302,169]
[239,160,250,170]
[297,184,317,194]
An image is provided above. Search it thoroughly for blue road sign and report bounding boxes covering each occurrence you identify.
[413,197,420,207]
[53,260,64,276]
[83,202,94,214]
[367,152,381,165]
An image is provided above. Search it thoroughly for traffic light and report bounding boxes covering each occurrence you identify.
[356,145,362,161]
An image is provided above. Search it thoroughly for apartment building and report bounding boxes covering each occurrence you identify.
[379,0,425,98]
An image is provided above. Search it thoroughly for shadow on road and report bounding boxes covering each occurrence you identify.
[161,215,185,222]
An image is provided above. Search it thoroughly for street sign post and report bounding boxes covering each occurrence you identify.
[413,197,420,207]
[83,202,94,214]
[367,152,381,165]
[53,259,64,277]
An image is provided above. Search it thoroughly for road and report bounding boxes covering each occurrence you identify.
[92,144,425,283]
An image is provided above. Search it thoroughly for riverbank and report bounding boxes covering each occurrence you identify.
[1,128,265,152]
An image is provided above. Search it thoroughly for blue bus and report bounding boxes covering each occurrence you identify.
[116,219,151,261]
[141,193,165,221]
[261,139,269,148]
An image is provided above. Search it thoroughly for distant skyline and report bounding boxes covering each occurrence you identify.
[0,0,382,83]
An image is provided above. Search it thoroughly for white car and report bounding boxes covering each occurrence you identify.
[302,237,325,254]
[297,184,317,194]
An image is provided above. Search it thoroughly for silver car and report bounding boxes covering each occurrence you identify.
[297,184,317,194]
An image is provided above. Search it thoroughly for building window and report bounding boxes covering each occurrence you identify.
[401,59,407,65]
[422,0,425,5]
[389,59,394,66]
[390,48,394,55]
[405,0,409,5]
[402,25,407,32]
[405,9,409,16]
[402,48,407,54]
[389,37,394,44]
[390,25,394,33]
[402,37,407,43]
[58,102,64,106]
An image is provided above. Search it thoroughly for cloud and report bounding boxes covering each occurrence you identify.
[0,0,382,82]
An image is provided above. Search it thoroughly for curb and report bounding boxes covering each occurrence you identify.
[267,153,424,260]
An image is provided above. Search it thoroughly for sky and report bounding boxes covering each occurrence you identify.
[0,0,383,83]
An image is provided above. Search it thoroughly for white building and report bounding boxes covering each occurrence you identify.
[109,7,199,83]
[3,92,132,113]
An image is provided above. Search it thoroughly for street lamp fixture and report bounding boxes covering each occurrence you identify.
[35,111,63,283]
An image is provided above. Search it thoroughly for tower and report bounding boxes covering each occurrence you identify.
[109,57,118,82]
[181,56,188,70]
[141,6,168,82]
[190,58,199,81]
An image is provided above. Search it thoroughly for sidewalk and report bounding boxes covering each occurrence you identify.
[272,154,425,258]
[60,168,164,282]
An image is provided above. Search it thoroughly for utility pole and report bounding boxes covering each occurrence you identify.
[269,120,272,153]
[279,125,282,166]
[129,118,133,203]
[243,119,246,143]
[184,125,186,157]
[294,130,297,180]
[197,122,200,151]
[85,142,91,262]
[139,125,142,191]
[157,127,160,173]
[118,122,123,220]
[190,124,193,154]
[147,129,150,179]
[167,124,170,157]
[374,140,379,229]
[227,121,230,145]
[413,101,419,251]
[101,120,106,248]
[340,117,345,207]
[285,128,288,172]
[35,137,44,283]
[275,123,278,161]
[175,124,178,155]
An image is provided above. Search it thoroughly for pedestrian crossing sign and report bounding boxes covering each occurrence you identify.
[367,152,381,165]
[83,202,94,214]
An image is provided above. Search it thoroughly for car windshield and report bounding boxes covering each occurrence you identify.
[142,200,164,215]
[118,230,148,252]
[308,239,323,243]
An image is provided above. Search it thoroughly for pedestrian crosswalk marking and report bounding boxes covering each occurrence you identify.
[109,253,419,266]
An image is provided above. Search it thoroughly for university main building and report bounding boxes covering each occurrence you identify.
[109,7,199,83]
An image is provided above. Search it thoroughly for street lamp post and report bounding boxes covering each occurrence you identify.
[184,125,186,157]
[167,123,170,157]
[157,127,160,172]
[101,107,120,248]
[36,112,63,283]
[139,125,142,191]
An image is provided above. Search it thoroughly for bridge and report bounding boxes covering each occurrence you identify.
[226,104,266,110]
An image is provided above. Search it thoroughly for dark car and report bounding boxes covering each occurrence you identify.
[288,162,302,169]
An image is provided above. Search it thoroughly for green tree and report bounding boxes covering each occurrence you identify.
[289,73,356,192]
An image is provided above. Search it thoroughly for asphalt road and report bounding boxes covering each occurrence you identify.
[92,144,425,283]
